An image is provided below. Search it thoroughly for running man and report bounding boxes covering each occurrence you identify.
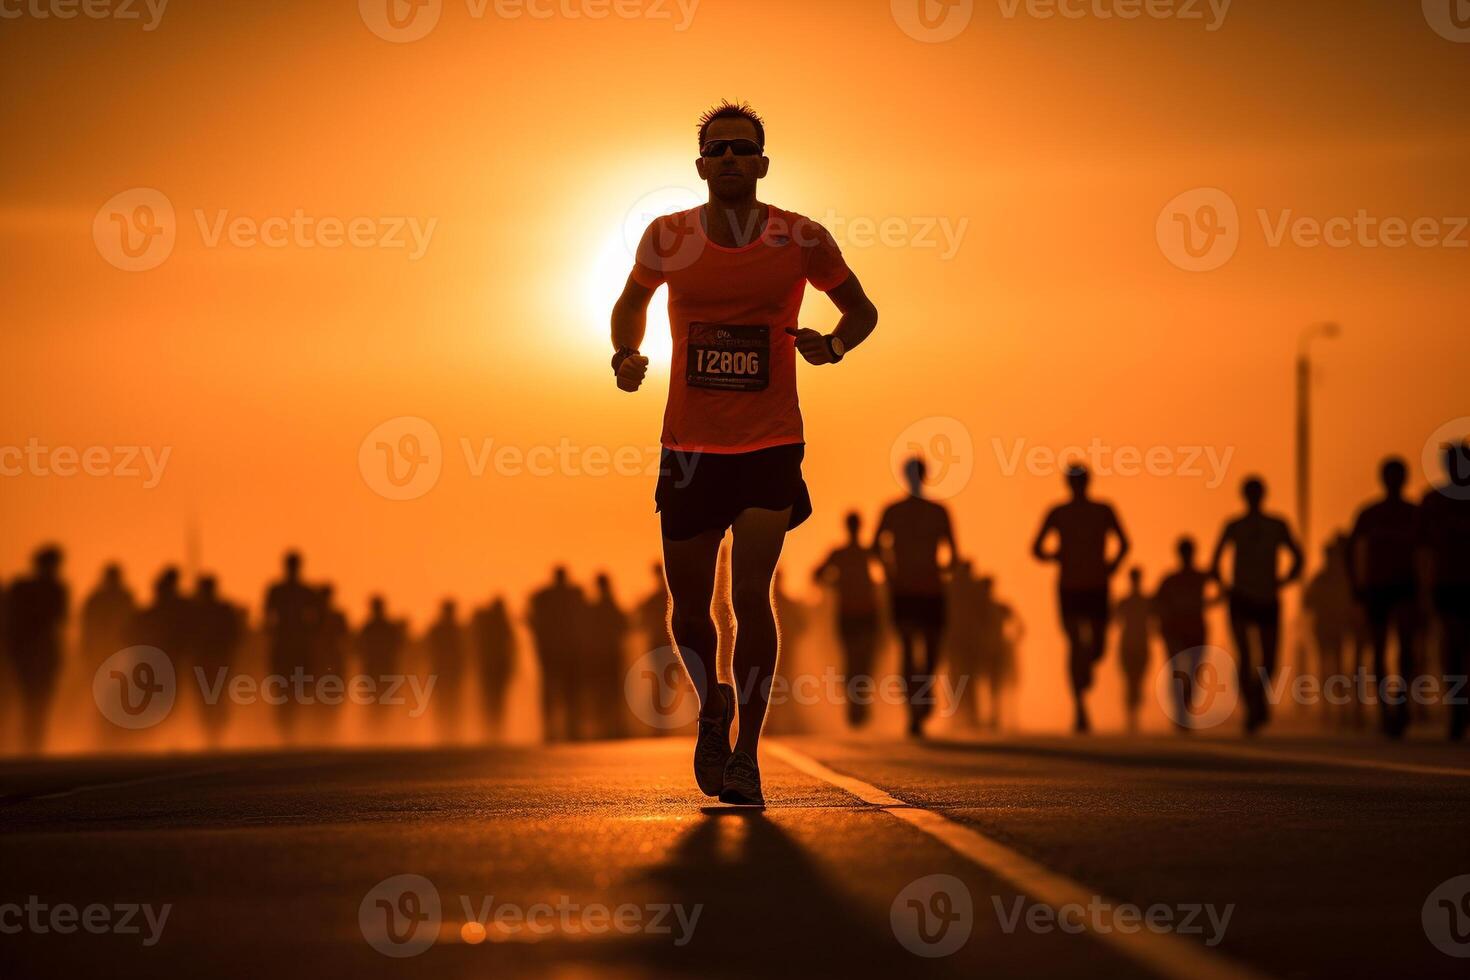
[1032,464,1130,734]
[1419,440,1470,741]
[610,101,879,804]
[813,511,883,729]
[876,457,957,737]
[1209,476,1303,733]
[1346,457,1420,737]
[1151,535,1220,729]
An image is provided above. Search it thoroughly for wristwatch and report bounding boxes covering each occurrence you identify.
[825,335,846,363]
[611,346,638,373]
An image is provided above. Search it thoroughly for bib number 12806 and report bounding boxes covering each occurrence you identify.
[686,323,770,392]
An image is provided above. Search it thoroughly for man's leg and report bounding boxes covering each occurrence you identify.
[1061,607,1090,731]
[729,506,791,758]
[1227,604,1257,729]
[662,527,726,719]
[1364,600,1393,733]
[917,623,944,725]
[1258,604,1281,727]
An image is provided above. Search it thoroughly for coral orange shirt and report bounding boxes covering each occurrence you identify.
[632,204,851,454]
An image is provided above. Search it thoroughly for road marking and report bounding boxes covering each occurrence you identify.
[6,766,239,803]
[767,741,1269,980]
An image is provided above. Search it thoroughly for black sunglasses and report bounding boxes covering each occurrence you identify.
[699,138,764,158]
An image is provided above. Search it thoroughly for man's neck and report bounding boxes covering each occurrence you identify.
[703,195,765,248]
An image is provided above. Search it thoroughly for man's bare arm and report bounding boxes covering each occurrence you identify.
[827,272,878,351]
[610,273,656,391]
[793,272,879,365]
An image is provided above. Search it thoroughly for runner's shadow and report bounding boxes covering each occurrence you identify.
[619,808,958,979]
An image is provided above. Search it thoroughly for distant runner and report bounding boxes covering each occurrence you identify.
[610,101,879,804]
[1032,465,1130,734]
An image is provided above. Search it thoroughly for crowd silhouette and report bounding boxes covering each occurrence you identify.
[2,440,1467,753]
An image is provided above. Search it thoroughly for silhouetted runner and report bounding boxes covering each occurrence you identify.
[1032,465,1130,734]
[610,101,879,805]
[1151,536,1218,729]
[3,546,68,752]
[876,458,956,738]
[471,596,515,742]
[944,559,985,730]
[1303,534,1355,726]
[584,574,629,739]
[192,575,244,748]
[814,512,882,728]
[1209,476,1303,734]
[1114,567,1151,734]
[976,575,1022,731]
[263,551,320,745]
[1347,457,1421,737]
[81,563,136,669]
[1419,440,1470,741]
[528,567,586,743]
[427,599,464,742]
[357,595,407,731]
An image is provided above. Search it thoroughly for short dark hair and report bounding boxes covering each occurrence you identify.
[697,100,765,149]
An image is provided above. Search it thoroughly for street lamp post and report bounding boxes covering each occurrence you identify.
[1296,321,1340,567]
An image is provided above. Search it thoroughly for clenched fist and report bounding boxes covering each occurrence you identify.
[615,351,649,392]
[789,327,835,365]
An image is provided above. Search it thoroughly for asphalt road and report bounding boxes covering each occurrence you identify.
[2,735,1468,979]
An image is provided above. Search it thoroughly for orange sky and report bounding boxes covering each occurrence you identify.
[3,0,1468,730]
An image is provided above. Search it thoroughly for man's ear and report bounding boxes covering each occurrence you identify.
[695,156,711,180]
[757,157,770,178]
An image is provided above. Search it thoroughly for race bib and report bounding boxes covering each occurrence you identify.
[686,323,770,392]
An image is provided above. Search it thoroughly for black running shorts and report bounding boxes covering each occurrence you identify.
[655,443,813,541]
